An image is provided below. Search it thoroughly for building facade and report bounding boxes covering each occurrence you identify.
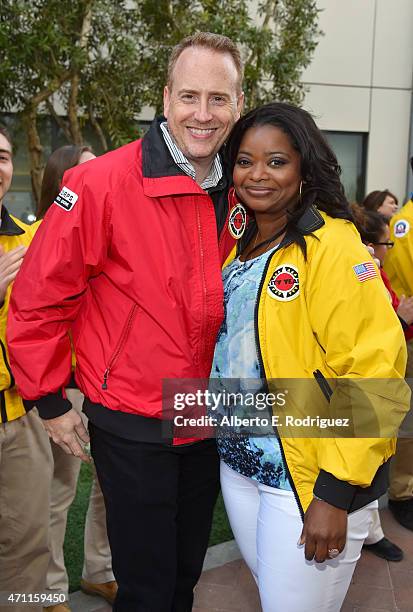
[302,0,413,202]
[3,0,413,220]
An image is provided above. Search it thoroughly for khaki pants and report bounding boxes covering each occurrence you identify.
[0,409,53,612]
[389,339,413,501]
[45,389,113,600]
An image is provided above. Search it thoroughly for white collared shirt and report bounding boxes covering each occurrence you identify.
[160,121,223,190]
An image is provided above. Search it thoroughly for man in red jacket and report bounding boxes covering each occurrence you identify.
[8,32,244,611]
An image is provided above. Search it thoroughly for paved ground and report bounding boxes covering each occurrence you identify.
[70,508,413,612]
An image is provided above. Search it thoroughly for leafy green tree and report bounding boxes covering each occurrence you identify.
[0,0,321,205]
[0,0,144,202]
[135,0,321,112]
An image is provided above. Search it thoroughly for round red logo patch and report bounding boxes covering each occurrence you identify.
[267,265,300,301]
[228,204,247,239]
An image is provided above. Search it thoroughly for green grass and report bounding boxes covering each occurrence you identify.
[64,462,93,592]
[64,463,233,592]
[209,492,233,547]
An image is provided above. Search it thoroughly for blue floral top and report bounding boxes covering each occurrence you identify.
[210,249,291,490]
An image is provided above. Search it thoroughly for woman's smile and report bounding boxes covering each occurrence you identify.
[233,124,302,217]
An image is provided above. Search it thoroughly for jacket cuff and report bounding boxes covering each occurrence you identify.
[313,469,357,510]
[25,393,73,420]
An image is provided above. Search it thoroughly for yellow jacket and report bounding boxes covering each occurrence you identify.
[383,199,413,297]
[0,208,36,422]
[225,207,409,513]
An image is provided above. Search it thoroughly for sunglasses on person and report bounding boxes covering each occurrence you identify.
[373,241,394,249]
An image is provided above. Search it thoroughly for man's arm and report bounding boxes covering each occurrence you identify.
[7,167,111,458]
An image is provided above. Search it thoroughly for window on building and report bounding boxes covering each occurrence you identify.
[1,113,150,223]
[323,131,367,203]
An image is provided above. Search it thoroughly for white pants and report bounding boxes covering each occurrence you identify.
[221,461,376,612]
[364,508,385,545]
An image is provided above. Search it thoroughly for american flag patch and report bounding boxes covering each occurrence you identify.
[353,262,377,282]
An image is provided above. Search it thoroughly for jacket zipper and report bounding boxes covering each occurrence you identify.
[0,338,15,390]
[253,246,305,521]
[196,201,207,366]
[313,369,333,402]
[102,304,138,390]
[0,392,7,423]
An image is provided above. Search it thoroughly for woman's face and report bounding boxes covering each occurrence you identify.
[377,195,397,218]
[233,124,301,217]
[371,225,391,267]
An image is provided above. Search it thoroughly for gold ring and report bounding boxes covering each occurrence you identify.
[328,548,340,559]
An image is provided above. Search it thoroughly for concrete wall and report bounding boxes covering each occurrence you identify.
[302,0,413,200]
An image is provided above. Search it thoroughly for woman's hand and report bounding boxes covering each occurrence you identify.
[365,244,381,268]
[397,295,413,325]
[299,498,347,562]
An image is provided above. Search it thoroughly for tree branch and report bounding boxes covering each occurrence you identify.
[30,70,72,107]
[46,99,71,142]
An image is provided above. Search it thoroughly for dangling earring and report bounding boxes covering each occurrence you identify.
[227,187,247,239]
[299,180,303,205]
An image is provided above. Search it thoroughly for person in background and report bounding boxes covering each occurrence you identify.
[36,145,116,612]
[382,158,413,532]
[351,202,413,560]
[0,125,52,612]
[362,189,398,219]
[210,102,408,612]
[7,33,243,611]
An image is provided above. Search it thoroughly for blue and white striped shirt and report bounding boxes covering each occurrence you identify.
[160,121,223,191]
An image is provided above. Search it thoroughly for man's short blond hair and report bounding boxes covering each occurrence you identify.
[167,32,243,93]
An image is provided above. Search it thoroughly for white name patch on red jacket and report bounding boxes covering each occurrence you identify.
[54,186,79,212]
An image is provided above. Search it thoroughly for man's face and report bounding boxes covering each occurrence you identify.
[0,134,13,207]
[163,47,244,169]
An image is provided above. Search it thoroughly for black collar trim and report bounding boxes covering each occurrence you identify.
[296,205,325,234]
[142,116,189,180]
[0,207,25,236]
[277,205,325,251]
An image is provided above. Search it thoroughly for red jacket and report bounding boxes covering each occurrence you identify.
[380,268,413,341]
[7,119,235,441]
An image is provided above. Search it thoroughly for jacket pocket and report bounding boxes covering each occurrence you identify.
[102,304,138,390]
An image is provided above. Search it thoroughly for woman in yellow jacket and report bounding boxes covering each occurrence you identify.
[210,103,409,612]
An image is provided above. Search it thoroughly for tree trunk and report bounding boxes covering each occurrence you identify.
[68,73,83,144]
[67,0,94,144]
[23,106,44,208]
[89,104,108,151]
[46,98,72,142]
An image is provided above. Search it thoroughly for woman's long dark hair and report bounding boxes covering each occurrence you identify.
[37,145,93,219]
[350,202,388,245]
[225,102,352,256]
